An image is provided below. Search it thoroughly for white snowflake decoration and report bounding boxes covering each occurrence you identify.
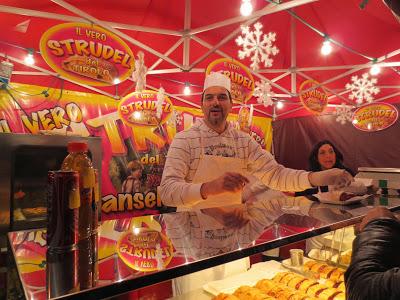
[335,103,353,125]
[156,87,165,119]
[235,22,279,71]
[345,73,380,105]
[253,80,274,107]
[174,111,183,126]
[167,109,183,127]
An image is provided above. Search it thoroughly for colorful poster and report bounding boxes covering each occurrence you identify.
[299,79,328,114]
[352,102,398,132]
[0,83,273,219]
[40,22,135,86]
[206,58,255,104]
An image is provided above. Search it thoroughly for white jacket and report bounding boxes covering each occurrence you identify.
[159,119,312,207]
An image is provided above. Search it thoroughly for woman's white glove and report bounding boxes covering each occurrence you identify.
[308,168,353,189]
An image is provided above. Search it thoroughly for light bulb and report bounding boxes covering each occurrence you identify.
[133,111,141,119]
[24,53,35,65]
[240,0,253,16]
[370,64,381,76]
[352,119,358,124]
[184,83,191,95]
[276,101,284,109]
[321,40,332,56]
[367,123,372,130]
[113,78,121,84]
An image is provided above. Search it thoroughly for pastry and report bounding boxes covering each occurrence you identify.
[328,268,345,281]
[298,279,318,293]
[233,286,274,300]
[21,207,47,218]
[303,260,319,271]
[273,272,291,283]
[306,284,327,298]
[213,293,241,300]
[332,292,345,300]
[318,288,342,300]
[287,277,307,290]
[255,279,275,294]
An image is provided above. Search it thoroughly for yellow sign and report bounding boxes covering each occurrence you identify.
[117,228,174,272]
[352,102,398,132]
[206,58,254,104]
[118,90,173,126]
[40,22,135,86]
[299,79,328,114]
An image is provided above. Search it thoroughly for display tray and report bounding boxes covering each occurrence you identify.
[202,260,283,296]
[203,257,348,296]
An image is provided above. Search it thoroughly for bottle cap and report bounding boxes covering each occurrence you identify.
[67,142,88,153]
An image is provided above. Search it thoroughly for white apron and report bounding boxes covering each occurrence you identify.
[173,133,249,296]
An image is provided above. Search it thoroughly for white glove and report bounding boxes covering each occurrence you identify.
[308,168,353,189]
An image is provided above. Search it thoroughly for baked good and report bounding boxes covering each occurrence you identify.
[267,285,286,297]
[287,277,307,290]
[273,272,291,283]
[281,273,299,285]
[255,279,275,294]
[233,286,274,300]
[320,266,336,279]
[328,268,345,281]
[303,260,319,271]
[213,293,241,300]
[318,288,342,300]
[21,207,47,218]
[306,284,327,297]
[337,281,345,292]
[298,279,318,293]
[331,292,345,300]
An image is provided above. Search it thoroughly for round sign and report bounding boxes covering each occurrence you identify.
[40,22,135,86]
[299,80,328,114]
[352,102,398,132]
[206,58,254,104]
[118,90,173,126]
[117,228,174,272]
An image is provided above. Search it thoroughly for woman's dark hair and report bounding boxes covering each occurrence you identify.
[308,140,348,172]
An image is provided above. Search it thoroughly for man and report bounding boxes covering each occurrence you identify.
[345,207,400,300]
[159,72,352,210]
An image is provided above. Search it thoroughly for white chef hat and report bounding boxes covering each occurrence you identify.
[203,72,231,92]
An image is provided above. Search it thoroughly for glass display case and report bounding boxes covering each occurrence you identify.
[8,194,400,299]
[0,134,102,240]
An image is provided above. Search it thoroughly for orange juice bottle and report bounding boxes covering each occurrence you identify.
[61,142,95,240]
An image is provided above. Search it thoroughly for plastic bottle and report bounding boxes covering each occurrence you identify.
[61,141,97,289]
[61,142,95,240]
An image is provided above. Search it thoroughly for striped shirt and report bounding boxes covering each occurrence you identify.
[159,119,312,207]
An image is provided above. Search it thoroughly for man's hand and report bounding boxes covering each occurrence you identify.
[200,172,249,199]
[308,168,353,189]
[358,206,397,232]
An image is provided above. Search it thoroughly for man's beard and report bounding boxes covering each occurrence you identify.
[208,110,225,126]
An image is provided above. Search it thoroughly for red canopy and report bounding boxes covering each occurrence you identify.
[0,0,399,119]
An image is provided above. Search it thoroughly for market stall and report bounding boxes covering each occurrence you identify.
[1,0,400,299]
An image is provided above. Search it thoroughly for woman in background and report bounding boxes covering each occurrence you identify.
[295,140,354,196]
